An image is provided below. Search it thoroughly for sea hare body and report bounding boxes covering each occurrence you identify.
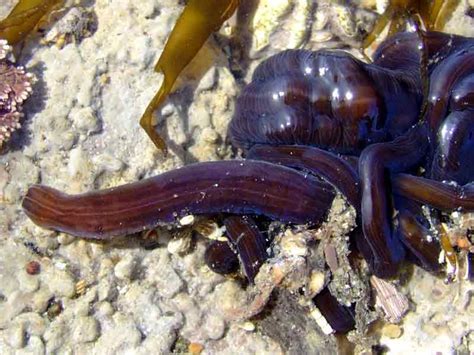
[23,160,334,239]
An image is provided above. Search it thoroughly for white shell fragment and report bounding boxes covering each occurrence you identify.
[178,214,195,226]
[370,276,409,323]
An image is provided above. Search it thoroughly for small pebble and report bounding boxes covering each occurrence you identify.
[31,288,54,313]
[114,255,136,280]
[197,66,217,91]
[57,233,75,245]
[382,324,403,339]
[95,301,115,317]
[48,272,76,298]
[4,322,26,349]
[179,215,195,226]
[25,335,45,353]
[308,271,325,297]
[47,300,63,320]
[203,314,225,340]
[69,106,100,135]
[26,261,41,275]
[238,321,256,332]
[97,278,117,301]
[72,316,100,343]
[188,342,204,354]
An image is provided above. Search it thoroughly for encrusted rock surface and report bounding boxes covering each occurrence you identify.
[1,0,474,354]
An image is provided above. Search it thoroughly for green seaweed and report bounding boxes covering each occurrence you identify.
[0,0,63,44]
[140,0,240,152]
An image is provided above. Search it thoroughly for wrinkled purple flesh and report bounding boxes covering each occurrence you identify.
[358,124,429,277]
[246,144,360,211]
[224,215,269,283]
[392,174,474,211]
[394,198,442,273]
[204,240,240,275]
[22,160,335,239]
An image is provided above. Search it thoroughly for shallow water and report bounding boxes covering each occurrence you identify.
[1,1,474,353]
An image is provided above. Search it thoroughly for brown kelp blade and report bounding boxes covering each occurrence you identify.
[0,0,63,44]
[140,0,239,152]
[362,0,460,50]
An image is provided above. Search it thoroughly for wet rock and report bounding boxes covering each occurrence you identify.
[114,254,137,280]
[72,316,100,343]
[3,322,25,349]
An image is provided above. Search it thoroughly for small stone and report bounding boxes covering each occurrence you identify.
[46,300,63,320]
[92,153,125,173]
[160,103,175,118]
[238,321,256,332]
[31,288,54,313]
[280,229,308,257]
[14,312,47,337]
[94,313,141,352]
[179,215,195,226]
[4,322,26,349]
[67,147,88,180]
[308,271,325,297]
[43,319,67,353]
[381,324,403,339]
[98,258,115,278]
[310,307,334,335]
[188,342,204,354]
[25,335,45,353]
[197,66,217,92]
[114,255,136,280]
[57,233,75,245]
[203,314,225,340]
[144,250,184,299]
[97,278,117,301]
[95,301,115,317]
[18,271,40,292]
[26,260,41,275]
[201,127,219,144]
[72,316,100,343]
[46,269,76,298]
[69,106,100,135]
[74,287,98,317]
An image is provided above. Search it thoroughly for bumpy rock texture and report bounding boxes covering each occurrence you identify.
[1,0,474,354]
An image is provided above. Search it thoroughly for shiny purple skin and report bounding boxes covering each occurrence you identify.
[431,110,474,185]
[204,240,239,275]
[224,215,268,283]
[229,49,421,154]
[22,31,474,282]
[247,144,360,209]
[22,160,334,239]
[313,287,355,333]
[229,31,474,278]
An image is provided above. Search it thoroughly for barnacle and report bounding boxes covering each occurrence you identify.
[0,39,33,149]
